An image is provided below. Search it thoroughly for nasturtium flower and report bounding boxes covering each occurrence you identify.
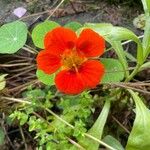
[36,27,105,94]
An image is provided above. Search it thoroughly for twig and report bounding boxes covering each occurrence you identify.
[0,113,16,150]
[0,63,31,67]
[19,126,28,150]
[7,66,35,80]
[112,116,130,134]
[67,137,86,150]
[25,44,39,54]
[18,0,59,21]
[9,65,35,73]
[22,47,37,54]
[0,97,31,104]
[8,79,39,93]
[46,0,65,20]
[111,83,150,95]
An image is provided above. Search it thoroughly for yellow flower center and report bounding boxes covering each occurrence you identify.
[61,49,86,72]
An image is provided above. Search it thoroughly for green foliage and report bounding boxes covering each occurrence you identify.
[10,111,28,126]
[141,0,150,16]
[10,88,94,149]
[32,20,60,49]
[84,23,113,38]
[126,90,150,150]
[64,22,82,31]
[101,58,125,83]
[3,0,150,149]
[140,61,150,71]
[107,27,143,65]
[78,100,111,150]
[0,128,5,145]
[102,135,124,150]
[79,100,110,150]
[0,21,27,54]
[36,70,55,85]
[142,16,150,60]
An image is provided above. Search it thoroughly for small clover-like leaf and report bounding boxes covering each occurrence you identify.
[101,58,125,83]
[0,21,27,54]
[36,70,55,86]
[32,21,60,48]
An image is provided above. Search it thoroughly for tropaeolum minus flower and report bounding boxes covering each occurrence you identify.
[36,27,105,94]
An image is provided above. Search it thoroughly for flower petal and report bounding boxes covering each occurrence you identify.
[77,29,105,57]
[55,60,105,94]
[36,50,61,74]
[44,27,77,54]
[79,60,105,88]
[55,70,85,95]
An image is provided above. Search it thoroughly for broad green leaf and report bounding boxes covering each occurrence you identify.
[0,21,27,54]
[32,21,60,48]
[0,128,5,145]
[126,90,150,150]
[141,0,150,16]
[142,16,150,61]
[107,27,139,43]
[101,58,125,83]
[84,23,113,40]
[102,135,124,150]
[79,100,111,150]
[36,70,55,85]
[139,61,150,71]
[64,22,82,31]
[107,27,143,65]
[0,74,7,91]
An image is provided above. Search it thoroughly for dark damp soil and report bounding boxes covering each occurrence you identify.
[0,0,149,150]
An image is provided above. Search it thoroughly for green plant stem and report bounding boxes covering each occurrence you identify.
[125,64,141,82]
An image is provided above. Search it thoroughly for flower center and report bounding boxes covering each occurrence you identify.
[61,49,86,72]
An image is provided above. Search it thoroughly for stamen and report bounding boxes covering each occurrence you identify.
[61,49,86,71]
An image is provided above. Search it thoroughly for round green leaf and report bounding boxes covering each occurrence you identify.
[32,21,60,49]
[36,70,55,85]
[0,21,27,54]
[101,58,125,83]
[64,22,82,31]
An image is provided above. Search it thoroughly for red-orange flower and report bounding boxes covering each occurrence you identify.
[36,27,105,94]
